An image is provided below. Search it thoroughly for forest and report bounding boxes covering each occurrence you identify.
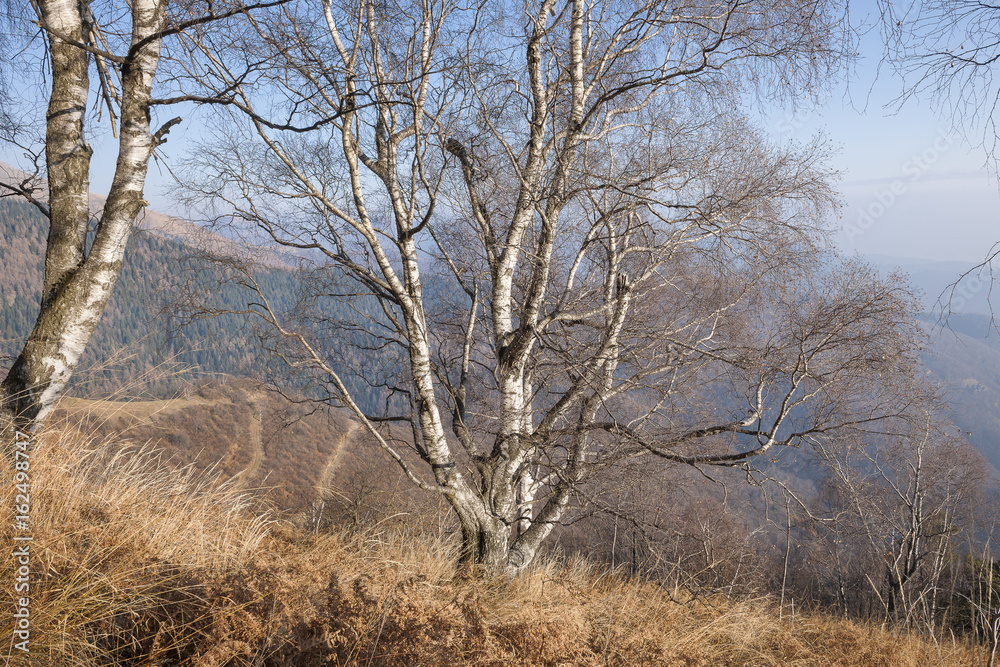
[3,0,1000,665]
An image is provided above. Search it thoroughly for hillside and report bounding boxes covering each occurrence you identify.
[47,378,435,516]
[6,202,1000,663]
[6,198,1000,492]
[865,256,1000,472]
[918,314,1000,472]
[0,197,383,410]
[6,203,999,474]
[2,427,985,666]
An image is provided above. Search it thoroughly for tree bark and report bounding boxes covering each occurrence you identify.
[0,0,167,455]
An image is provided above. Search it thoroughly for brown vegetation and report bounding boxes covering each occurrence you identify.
[50,379,365,511]
[0,425,985,666]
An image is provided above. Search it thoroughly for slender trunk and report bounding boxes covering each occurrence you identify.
[1,0,167,455]
[781,494,791,618]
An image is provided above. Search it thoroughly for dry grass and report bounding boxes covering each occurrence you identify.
[1,429,271,666]
[56,395,210,423]
[49,380,367,511]
[0,426,987,666]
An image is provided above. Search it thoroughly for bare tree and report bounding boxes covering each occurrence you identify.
[0,0,288,453]
[812,409,986,630]
[175,0,932,572]
[878,0,1000,163]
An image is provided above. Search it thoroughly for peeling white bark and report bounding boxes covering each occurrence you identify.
[1,0,168,452]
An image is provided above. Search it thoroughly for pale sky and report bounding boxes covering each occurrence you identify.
[762,0,1000,264]
[769,92,1000,264]
[9,1,1000,265]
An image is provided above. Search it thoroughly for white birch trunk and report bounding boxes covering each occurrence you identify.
[1,0,167,453]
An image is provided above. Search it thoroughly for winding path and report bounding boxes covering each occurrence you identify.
[315,419,362,498]
[233,397,265,487]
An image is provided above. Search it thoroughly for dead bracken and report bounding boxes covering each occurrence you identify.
[0,426,983,667]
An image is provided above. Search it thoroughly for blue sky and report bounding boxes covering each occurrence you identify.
[761,2,1000,263]
[8,1,1000,264]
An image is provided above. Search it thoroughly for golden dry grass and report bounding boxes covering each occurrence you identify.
[56,395,210,423]
[0,427,987,667]
[1,429,271,666]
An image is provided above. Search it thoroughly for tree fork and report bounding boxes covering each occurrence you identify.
[1,0,171,457]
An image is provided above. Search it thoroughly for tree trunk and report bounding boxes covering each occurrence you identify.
[459,516,510,570]
[0,0,167,455]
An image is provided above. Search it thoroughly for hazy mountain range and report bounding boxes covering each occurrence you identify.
[867,254,1000,473]
[2,193,1000,475]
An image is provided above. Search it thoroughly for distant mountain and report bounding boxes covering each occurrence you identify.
[0,197,384,411]
[917,314,1000,473]
[866,253,994,318]
[0,160,207,241]
[863,255,1000,471]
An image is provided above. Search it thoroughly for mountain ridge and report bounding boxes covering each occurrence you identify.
[3,189,999,475]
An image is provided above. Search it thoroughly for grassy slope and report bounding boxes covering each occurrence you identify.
[46,379,427,515]
[0,424,982,667]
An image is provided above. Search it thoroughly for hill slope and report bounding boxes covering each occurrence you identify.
[4,428,985,666]
[919,314,1000,472]
[0,198,383,410]
[5,199,1000,472]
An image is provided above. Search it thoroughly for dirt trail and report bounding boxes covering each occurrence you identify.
[55,395,209,423]
[315,420,362,498]
[233,394,265,487]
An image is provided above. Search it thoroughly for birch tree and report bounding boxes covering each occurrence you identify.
[0,0,286,453]
[177,0,928,572]
[812,414,985,630]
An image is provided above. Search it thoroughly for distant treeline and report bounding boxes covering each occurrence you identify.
[0,198,385,412]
